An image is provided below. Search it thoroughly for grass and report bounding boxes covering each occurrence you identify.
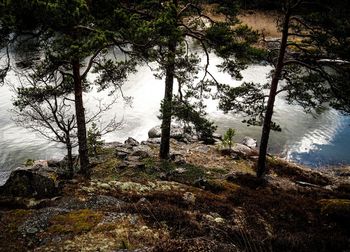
[48,209,103,234]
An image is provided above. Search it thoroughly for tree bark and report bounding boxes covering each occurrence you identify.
[72,59,90,177]
[66,137,73,179]
[256,10,291,178]
[159,40,177,159]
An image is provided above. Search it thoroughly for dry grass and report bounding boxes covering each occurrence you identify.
[238,10,281,38]
[203,4,281,39]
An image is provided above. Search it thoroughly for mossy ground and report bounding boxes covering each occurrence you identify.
[1,141,350,252]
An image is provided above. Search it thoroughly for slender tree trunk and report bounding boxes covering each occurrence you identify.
[72,59,90,177]
[159,40,177,159]
[256,10,291,178]
[66,138,73,179]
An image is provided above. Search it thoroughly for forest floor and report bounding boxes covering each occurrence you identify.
[0,138,349,252]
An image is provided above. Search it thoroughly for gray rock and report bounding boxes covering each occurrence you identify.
[131,145,152,158]
[115,146,132,160]
[0,166,59,198]
[148,125,184,140]
[221,143,258,158]
[148,125,162,138]
[232,143,258,157]
[104,141,124,148]
[124,137,139,146]
[241,136,257,148]
[146,138,161,144]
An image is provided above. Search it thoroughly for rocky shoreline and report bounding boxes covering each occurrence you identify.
[0,127,349,251]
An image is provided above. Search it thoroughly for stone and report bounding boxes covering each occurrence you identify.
[104,141,124,148]
[131,145,152,158]
[241,136,257,148]
[124,137,139,146]
[0,166,59,198]
[148,126,162,138]
[148,125,185,140]
[232,143,258,157]
[146,138,161,144]
[115,147,132,160]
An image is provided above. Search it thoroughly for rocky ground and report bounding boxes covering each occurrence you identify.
[0,131,349,252]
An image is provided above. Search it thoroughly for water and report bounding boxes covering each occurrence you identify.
[1,54,350,184]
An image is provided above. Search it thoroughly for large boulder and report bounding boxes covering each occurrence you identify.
[241,136,257,148]
[124,137,140,147]
[232,143,258,157]
[0,165,59,198]
[148,125,184,140]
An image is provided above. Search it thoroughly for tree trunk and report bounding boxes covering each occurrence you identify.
[256,10,291,178]
[72,59,90,177]
[66,138,73,179]
[159,40,177,159]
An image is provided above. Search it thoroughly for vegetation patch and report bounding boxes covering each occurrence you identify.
[48,209,103,234]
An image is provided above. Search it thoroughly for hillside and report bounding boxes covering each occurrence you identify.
[0,137,349,251]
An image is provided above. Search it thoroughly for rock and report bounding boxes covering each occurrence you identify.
[241,136,257,148]
[104,141,124,148]
[131,145,152,158]
[146,138,161,144]
[148,125,185,140]
[232,143,258,157]
[148,126,162,138]
[115,146,132,160]
[124,137,139,146]
[0,166,59,198]
[116,156,145,169]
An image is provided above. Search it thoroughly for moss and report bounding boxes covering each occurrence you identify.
[48,209,103,234]
[24,159,35,166]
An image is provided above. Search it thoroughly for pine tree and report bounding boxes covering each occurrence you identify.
[134,0,259,159]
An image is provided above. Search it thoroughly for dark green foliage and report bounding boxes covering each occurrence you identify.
[170,97,217,143]
[87,122,104,157]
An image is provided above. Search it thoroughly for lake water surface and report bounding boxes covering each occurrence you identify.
[1,54,350,183]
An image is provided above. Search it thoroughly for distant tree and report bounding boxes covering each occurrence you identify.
[222,128,236,150]
[87,122,104,157]
[217,0,350,178]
